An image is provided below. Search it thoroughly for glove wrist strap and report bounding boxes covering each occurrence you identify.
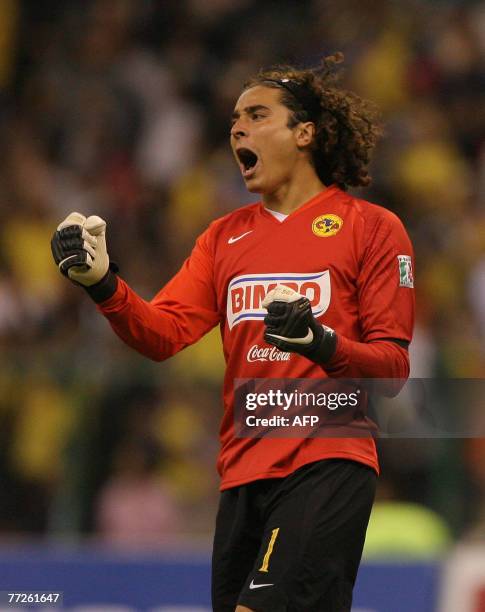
[84,266,118,303]
[305,325,338,364]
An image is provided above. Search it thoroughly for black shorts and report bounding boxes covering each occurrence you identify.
[211,459,377,612]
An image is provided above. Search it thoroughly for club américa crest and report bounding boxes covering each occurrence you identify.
[312,214,343,237]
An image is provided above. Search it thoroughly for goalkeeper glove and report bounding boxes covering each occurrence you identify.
[262,284,337,364]
[51,212,118,302]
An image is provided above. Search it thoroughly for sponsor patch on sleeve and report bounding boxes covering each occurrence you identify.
[397,255,414,288]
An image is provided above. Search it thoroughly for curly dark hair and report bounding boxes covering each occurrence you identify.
[243,53,382,190]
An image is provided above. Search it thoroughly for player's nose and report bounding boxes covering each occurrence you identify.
[230,118,249,139]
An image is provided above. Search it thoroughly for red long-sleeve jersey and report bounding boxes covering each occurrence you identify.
[97,185,415,489]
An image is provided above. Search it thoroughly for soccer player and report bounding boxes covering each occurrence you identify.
[51,54,414,611]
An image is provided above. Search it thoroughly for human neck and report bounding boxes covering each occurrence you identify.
[262,169,327,215]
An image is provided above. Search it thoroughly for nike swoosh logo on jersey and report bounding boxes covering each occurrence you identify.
[249,579,274,589]
[228,230,253,244]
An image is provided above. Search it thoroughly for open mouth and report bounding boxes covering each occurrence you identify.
[236,148,259,178]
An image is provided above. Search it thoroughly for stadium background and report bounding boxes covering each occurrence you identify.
[0,0,483,609]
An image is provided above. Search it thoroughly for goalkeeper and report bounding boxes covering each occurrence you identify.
[52,54,414,612]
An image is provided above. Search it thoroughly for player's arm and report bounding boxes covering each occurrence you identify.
[51,213,221,361]
[263,212,414,391]
[324,211,414,382]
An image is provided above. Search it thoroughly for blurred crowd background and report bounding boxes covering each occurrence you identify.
[0,0,483,555]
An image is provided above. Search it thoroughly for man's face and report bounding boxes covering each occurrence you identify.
[230,86,307,194]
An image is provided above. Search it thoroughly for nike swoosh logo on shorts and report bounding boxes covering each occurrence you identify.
[228,230,253,244]
[249,579,274,589]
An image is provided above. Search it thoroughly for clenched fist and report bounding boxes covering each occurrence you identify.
[51,212,110,286]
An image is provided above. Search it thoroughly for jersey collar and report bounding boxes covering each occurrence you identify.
[258,184,341,223]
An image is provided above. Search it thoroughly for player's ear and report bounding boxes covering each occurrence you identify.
[295,122,315,148]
